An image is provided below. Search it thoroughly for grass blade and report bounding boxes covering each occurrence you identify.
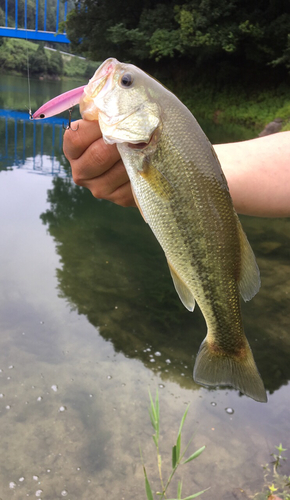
[178,480,182,499]
[175,405,190,462]
[143,466,154,500]
[176,432,181,463]
[182,488,210,499]
[153,435,159,448]
[172,445,177,469]
[178,405,190,437]
[167,488,209,500]
[149,389,159,439]
[182,446,206,464]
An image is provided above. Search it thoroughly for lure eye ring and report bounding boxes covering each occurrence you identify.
[120,72,134,88]
[40,113,45,119]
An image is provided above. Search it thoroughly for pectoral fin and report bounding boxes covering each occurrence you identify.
[167,261,195,312]
[236,217,261,301]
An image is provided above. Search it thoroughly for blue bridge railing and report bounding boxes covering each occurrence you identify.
[0,0,71,43]
[0,108,72,176]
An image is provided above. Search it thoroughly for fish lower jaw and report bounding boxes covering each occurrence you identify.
[127,141,150,150]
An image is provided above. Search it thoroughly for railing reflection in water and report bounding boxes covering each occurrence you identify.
[0,109,70,176]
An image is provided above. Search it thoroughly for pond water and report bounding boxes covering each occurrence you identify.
[0,74,290,500]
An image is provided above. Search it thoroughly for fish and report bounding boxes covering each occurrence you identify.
[33,58,267,402]
[79,58,267,403]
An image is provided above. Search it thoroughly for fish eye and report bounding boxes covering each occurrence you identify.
[40,113,45,118]
[120,72,134,88]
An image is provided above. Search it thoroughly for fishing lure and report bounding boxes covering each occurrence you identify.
[32,61,115,128]
[32,85,86,129]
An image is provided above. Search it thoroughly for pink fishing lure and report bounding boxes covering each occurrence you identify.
[32,85,86,119]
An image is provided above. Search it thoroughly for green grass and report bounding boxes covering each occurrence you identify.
[177,82,290,131]
[141,389,208,500]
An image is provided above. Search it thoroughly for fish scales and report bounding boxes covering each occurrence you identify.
[80,58,267,402]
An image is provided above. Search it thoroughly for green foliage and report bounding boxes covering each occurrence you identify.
[47,50,64,76]
[0,0,68,32]
[64,0,290,78]
[0,6,5,25]
[0,38,37,74]
[177,82,290,132]
[142,389,207,499]
[29,44,48,75]
[63,56,98,79]
[0,38,96,79]
[253,444,290,500]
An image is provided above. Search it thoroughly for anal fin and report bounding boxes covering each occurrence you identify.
[236,216,261,301]
[167,260,195,312]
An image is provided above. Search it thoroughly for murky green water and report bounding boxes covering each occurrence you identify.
[0,74,290,500]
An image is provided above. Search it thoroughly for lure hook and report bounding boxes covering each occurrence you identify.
[63,108,79,131]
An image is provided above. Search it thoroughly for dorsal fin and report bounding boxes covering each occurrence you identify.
[167,260,195,312]
[236,216,261,301]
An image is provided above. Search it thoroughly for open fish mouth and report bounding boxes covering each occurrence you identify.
[80,58,119,122]
[85,58,117,100]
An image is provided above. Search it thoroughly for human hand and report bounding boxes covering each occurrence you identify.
[63,119,136,207]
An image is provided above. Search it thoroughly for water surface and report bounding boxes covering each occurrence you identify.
[0,74,290,500]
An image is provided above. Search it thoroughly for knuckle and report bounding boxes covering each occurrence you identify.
[63,128,84,159]
[91,185,104,199]
[88,140,108,167]
[71,169,84,186]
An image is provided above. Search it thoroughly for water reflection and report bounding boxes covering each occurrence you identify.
[1,91,290,499]
[0,109,69,176]
[40,176,290,395]
[2,106,289,397]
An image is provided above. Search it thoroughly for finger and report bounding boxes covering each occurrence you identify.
[63,119,102,160]
[83,159,130,198]
[71,138,121,183]
[107,181,136,207]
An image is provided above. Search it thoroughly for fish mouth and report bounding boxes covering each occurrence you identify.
[80,58,118,121]
[87,58,117,99]
[80,58,139,128]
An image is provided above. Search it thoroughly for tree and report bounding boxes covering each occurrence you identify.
[47,49,64,76]
[64,0,290,76]
[29,44,48,75]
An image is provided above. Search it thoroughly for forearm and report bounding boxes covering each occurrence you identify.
[64,121,290,217]
[214,131,290,217]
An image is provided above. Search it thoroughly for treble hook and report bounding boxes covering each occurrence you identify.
[63,108,79,131]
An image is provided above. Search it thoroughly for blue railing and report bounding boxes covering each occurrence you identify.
[0,109,71,175]
[0,0,71,43]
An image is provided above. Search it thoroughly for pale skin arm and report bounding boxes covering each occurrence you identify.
[63,120,290,218]
[215,132,290,217]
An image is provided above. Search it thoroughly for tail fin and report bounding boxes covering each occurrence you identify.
[193,337,267,403]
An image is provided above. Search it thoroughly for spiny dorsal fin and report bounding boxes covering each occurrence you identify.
[167,260,195,312]
[236,216,261,301]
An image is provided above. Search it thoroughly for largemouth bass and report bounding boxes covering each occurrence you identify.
[79,58,267,402]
